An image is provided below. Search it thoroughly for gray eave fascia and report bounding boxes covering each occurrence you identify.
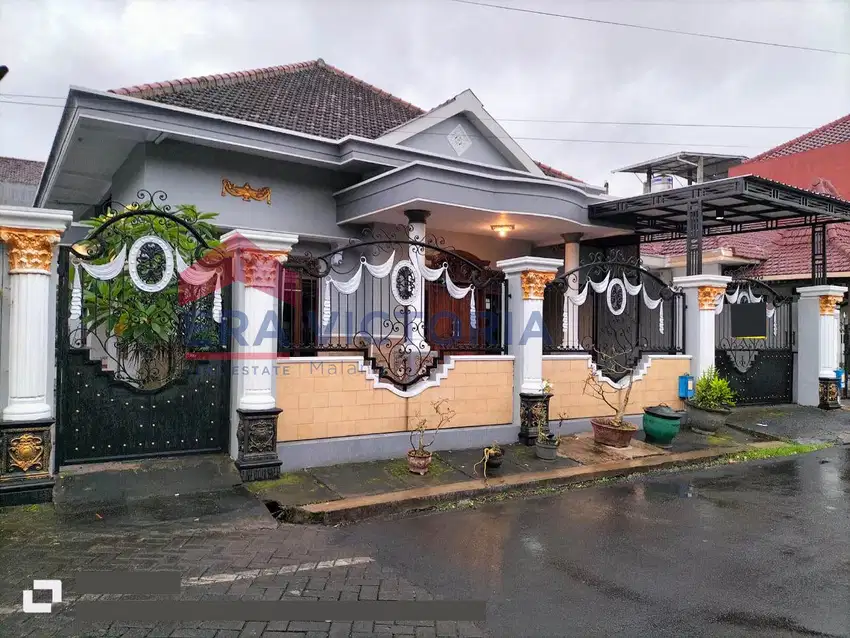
[333,161,598,225]
[35,86,607,207]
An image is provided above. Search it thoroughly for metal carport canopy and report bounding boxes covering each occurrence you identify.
[587,175,850,243]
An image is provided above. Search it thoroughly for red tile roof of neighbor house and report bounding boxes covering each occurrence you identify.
[0,156,44,185]
[642,225,850,278]
[742,111,850,164]
[110,59,581,180]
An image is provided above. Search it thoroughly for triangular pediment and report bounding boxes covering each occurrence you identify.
[376,89,544,175]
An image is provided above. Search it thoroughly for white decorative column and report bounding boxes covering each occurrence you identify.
[496,256,562,445]
[221,229,298,481]
[561,233,582,348]
[672,274,731,381]
[797,285,847,408]
[0,206,72,506]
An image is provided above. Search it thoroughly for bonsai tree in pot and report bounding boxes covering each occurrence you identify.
[583,348,639,448]
[407,398,456,475]
[535,412,564,461]
[687,367,736,434]
[474,442,504,479]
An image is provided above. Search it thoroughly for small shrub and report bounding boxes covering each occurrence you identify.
[692,366,736,410]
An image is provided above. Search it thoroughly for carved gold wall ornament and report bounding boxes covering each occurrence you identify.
[240,249,289,288]
[8,433,44,472]
[221,179,272,205]
[0,228,61,274]
[520,270,556,300]
[697,285,726,310]
[819,295,844,315]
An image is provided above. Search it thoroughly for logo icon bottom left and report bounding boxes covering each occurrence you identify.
[22,580,62,614]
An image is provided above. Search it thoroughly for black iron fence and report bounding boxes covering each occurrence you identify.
[277,227,507,390]
[542,255,685,381]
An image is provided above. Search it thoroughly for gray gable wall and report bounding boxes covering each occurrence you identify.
[399,114,517,170]
[132,141,363,240]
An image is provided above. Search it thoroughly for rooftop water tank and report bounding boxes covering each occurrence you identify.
[650,175,675,192]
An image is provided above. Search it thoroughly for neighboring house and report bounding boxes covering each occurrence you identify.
[0,156,43,206]
[638,112,850,286]
[36,58,691,471]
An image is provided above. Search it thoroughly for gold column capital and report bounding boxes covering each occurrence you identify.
[819,294,844,315]
[697,285,726,310]
[0,228,62,273]
[520,270,556,300]
[239,248,290,288]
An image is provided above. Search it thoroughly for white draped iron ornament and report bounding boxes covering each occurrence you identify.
[70,234,222,323]
[320,246,478,330]
[564,269,668,337]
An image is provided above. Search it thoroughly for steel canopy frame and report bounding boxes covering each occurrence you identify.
[588,175,850,279]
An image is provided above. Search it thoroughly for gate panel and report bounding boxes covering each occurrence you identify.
[715,279,793,406]
[55,192,230,465]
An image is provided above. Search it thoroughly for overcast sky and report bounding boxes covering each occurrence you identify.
[1,0,848,195]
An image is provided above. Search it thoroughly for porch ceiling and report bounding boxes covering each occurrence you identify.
[359,202,625,245]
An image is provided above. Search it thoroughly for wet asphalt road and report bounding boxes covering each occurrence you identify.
[335,446,850,638]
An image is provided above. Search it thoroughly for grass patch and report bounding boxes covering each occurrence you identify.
[386,456,452,479]
[243,472,305,493]
[723,442,831,463]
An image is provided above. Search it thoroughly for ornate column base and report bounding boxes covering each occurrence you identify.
[519,393,552,446]
[0,418,54,507]
[818,377,841,410]
[235,408,283,482]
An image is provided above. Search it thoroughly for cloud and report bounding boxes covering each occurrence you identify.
[0,0,848,196]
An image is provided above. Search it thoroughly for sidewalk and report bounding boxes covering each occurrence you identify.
[726,404,850,445]
[249,426,767,524]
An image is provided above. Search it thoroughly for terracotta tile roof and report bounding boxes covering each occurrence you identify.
[743,112,850,164]
[110,59,581,181]
[110,58,425,141]
[535,161,584,183]
[0,156,44,185]
[642,224,850,278]
[641,233,778,261]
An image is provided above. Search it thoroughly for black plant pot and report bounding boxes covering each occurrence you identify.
[685,400,730,434]
[519,393,552,446]
[485,451,504,470]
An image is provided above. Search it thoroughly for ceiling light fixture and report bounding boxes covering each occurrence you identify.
[491,224,515,238]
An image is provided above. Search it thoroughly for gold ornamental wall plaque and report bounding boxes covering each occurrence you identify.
[221,178,272,205]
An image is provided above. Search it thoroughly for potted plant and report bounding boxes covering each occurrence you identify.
[535,415,561,461]
[519,380,554,446]
[583,349,639,448]
[686,367,736,434]
[407,399,456,475]
[474,443,504,479]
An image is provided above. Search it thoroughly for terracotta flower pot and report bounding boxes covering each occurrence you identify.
[407,450,432,475]
[591,417,638,448]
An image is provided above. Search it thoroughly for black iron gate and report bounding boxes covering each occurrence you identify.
[55,191,231,465]
[715,278,794,405]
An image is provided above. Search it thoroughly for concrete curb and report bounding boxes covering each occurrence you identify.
[288,445,750,525]
[724,420,794,442]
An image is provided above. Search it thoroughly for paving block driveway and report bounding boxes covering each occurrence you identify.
[0,510,486,638]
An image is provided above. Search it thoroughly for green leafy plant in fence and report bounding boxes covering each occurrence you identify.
[76,203,220,387]
[691,366,736,410]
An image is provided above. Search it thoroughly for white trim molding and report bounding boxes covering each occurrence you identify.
[543,353,692,390]
[0,206,73,232]
[279,354,515,398]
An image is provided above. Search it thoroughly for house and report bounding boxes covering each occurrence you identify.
[637,112,850,286]
[0,156,43,207]
[31,58,694,475]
